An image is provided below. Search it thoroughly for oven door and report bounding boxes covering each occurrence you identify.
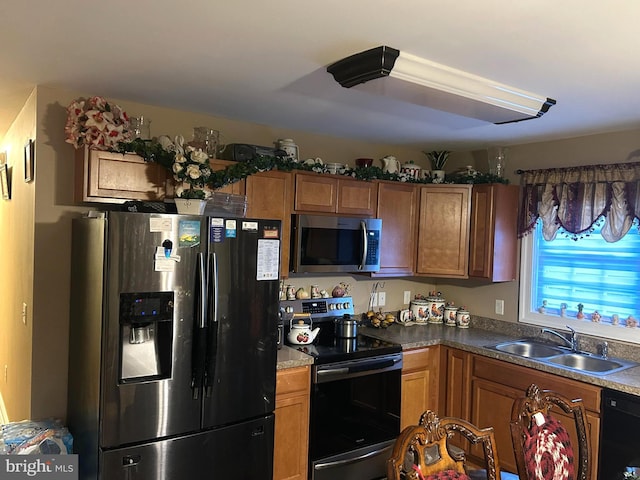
[309,354,402,480]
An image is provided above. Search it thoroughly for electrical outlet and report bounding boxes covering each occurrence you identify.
[495,299,505,316]
[378,292,386,307]
[403,291,411,304]
[21,303,27,325]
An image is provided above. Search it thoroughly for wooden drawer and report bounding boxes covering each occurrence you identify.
[276,366,310,397]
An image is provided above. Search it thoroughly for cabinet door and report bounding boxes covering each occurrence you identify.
[401,347,440,429]
[246,170,293,278]
[468,184,519,281]
[294,173,337,213]
[416,185,471,277]
[376,182,418,276]
[336,178,377,216]
[75,148,169,203]
[442,347,471,420]
[274,366,310,480]
[469,378,520,473]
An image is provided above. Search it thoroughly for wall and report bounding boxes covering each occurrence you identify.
[438,130,640,322]
[0,90,37,421]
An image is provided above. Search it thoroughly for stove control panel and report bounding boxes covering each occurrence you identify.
[280,297,354,318]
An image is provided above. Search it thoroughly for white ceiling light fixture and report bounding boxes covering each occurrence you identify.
[327,46,556,124]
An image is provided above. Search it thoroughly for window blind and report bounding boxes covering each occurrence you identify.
[531,220,640,323]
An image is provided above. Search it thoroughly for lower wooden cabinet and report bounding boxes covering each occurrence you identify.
[442,348,601,478]
[400,346,440,429]
[274,366,311,480]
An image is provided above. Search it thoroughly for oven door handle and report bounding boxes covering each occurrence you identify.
[314,444,391,470]
[315,355,402,383]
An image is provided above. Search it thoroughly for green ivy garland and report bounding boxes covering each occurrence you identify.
[116,138,509,189]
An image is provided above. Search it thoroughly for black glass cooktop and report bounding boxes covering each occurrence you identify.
[290,320,401,365]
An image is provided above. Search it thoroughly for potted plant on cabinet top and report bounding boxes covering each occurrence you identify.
[423,150,450,184]
[164,135,212,214]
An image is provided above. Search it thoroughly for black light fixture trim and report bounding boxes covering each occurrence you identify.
[327,46,400,88]
[494,97,557,124]
[327,45,556,124]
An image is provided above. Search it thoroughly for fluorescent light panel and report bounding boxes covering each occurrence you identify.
[327,46,556,124]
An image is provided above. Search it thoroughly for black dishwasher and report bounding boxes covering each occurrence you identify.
[599,389,640,479]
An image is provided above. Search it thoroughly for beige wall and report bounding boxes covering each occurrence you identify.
[0,90,37,421]
[1,84,639,423]
[438,130,640,322]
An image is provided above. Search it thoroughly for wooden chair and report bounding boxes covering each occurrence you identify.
[387,410,501,480]
[510,383,590,480]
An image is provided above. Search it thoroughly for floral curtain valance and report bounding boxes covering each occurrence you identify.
[518,161,640,242]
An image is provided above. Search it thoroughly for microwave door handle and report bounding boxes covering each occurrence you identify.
[359,220,368,270]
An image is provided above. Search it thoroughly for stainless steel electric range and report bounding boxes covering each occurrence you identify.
[280,297,402,480]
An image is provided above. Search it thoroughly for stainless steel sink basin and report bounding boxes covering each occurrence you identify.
[486,340,639,375]
[489,340,566,358]
[545,353,637,375]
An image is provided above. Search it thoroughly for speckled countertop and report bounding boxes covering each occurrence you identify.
[276,345,314,370]
[277,316,640,397]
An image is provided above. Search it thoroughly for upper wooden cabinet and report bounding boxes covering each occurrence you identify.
[415,185,472,278]
[74,147,170,203]
[375,181,418,276]
[468,184,519,282]
[245,170,293,279]
[293,172,377,216]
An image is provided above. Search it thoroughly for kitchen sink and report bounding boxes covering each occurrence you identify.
[545,353,637,375]
[488,340,567,358]
[486,339,638,375]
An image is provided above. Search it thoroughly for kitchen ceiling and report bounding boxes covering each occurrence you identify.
[1,0,640,150]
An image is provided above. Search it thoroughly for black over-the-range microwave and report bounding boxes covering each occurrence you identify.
[290,214,382,273]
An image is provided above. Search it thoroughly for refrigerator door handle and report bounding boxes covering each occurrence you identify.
[191,252,208,399]
[211,252,219,324]
[204,252,219,397]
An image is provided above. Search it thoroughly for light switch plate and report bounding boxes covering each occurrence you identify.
[495,299,505,315]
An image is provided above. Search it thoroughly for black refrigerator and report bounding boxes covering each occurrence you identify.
[67,211,282,480]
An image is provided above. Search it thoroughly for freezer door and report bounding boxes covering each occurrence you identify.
[100,415,274,480]
[100,212,209,448]
[203,218,281,427]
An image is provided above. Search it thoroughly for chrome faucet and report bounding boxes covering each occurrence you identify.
[600,341,609,360]
[541,325,578,352]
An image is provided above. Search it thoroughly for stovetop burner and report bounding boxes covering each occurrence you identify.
[280,297,401,364]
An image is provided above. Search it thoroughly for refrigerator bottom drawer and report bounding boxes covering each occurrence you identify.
[99,415,274,480]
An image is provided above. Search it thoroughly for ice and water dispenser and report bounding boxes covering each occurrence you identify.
[119,292,174,382]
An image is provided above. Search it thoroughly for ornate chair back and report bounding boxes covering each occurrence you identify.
[387,410,501,480]
[510,383,590,480]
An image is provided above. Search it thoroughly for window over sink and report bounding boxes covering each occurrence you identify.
[519,219,640,344]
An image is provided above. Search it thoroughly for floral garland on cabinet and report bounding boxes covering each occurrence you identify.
[64,96,508,196]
